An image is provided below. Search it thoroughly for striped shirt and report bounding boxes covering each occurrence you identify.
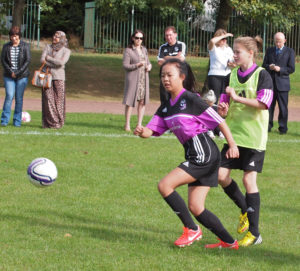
[10,46,20,72]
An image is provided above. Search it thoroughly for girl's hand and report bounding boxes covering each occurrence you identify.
[225,86,239,102]
[227,61,236,69]
[218,102,229,117]
[226,145,239,159]
[134,125,144,136]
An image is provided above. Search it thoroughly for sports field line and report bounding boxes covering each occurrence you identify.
[0,130,299,143]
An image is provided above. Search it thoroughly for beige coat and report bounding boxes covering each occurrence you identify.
[41,44,71,81]
[122,46,152,107]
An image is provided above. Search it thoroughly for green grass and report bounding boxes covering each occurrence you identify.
[0,111,299,270]
[1,50,300,101]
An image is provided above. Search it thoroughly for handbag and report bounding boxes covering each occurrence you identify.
[32,62,52,89]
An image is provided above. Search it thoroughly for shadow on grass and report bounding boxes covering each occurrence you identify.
[264,204,300,215]
[1,209,300,268]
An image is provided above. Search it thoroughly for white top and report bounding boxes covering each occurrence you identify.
[208,45,233,76]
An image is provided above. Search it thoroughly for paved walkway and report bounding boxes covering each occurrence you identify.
[1,97,299,121]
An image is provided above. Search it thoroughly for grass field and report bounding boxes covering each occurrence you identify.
[0,112,299,270]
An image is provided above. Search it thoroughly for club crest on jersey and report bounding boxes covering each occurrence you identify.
[162,107,167,113]
[180,99,186,110]
[174,46,179,52]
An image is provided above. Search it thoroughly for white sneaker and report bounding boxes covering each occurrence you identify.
[219,131,225,139]
[207,130,215,139]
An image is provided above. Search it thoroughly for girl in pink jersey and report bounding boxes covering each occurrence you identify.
[134,59,240,249]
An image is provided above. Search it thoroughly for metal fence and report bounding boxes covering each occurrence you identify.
[84,1,300,57]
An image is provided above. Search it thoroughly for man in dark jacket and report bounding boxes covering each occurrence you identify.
[262,32,295,134]
[1,26,31,127]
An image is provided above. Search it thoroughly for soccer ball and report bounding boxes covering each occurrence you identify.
[22,111,31,122]
[27,158,58,187]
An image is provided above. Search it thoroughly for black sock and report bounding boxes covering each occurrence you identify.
[246,192,260,237]
[223,179,247,214]
[164,191,198,231]
[195,209,235,244]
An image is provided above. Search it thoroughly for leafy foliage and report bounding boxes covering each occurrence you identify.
[231,0,300,29]
[95,0,204,18]
[39,0,85,37]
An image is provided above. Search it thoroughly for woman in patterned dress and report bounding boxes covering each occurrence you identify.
[40,31,71,129]
[122,29,152,131]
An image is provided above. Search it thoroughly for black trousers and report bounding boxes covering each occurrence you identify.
[269,90,289,133]
[207,75,227,104]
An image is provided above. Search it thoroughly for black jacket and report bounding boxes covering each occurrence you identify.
[1,40,31,79]
[262,46,295,92]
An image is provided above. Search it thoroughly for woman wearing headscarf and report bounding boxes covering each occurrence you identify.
[1,26,31,127]
[40,31,71,129]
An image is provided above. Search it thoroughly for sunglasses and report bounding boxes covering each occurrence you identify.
[134,36,143,40]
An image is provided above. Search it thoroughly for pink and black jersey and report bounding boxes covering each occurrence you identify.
[147,89,224,164]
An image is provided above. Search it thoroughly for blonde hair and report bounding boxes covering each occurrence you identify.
[234,36,263,59]
[214,28,227,38]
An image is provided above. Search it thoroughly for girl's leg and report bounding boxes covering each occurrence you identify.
[219,167,247,213]
[219,167,248,234]
[158,167,202,247]
[137,100,145,127]
[124,105,132,131]
[189,186,236,246]
[242,171,260,237]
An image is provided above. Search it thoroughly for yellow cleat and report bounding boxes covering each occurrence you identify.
[237,212,249,234]
[238,231,262,247]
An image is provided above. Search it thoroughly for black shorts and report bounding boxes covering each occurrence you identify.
[178,133,221,187]
[220,144,265,173]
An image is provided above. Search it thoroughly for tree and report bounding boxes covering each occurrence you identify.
[9,0,61,28]
[12,0,25,27]
[231,0,300,29]
[95,0,204,18]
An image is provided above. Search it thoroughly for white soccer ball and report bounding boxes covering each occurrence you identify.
[27,158,58,187]
[22,111,31,123]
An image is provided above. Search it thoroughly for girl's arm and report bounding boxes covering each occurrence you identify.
[225,86,268,110]
[218,121,239,159]
[134,126,153,138]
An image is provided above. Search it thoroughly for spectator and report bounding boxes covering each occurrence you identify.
[157,26,186,104]
[40,31,71,129]
[1,26,31,127]
[262,32,295,134]
[207,29,235,103]
[122,29,152,132]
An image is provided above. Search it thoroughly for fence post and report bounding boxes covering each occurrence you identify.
[84,1,96,49]
[263,19,266,58]
[37,4,40,48]
[131,5,134,34]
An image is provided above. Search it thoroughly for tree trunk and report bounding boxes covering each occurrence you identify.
[12,0,25,27]
[215,0,232,30]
